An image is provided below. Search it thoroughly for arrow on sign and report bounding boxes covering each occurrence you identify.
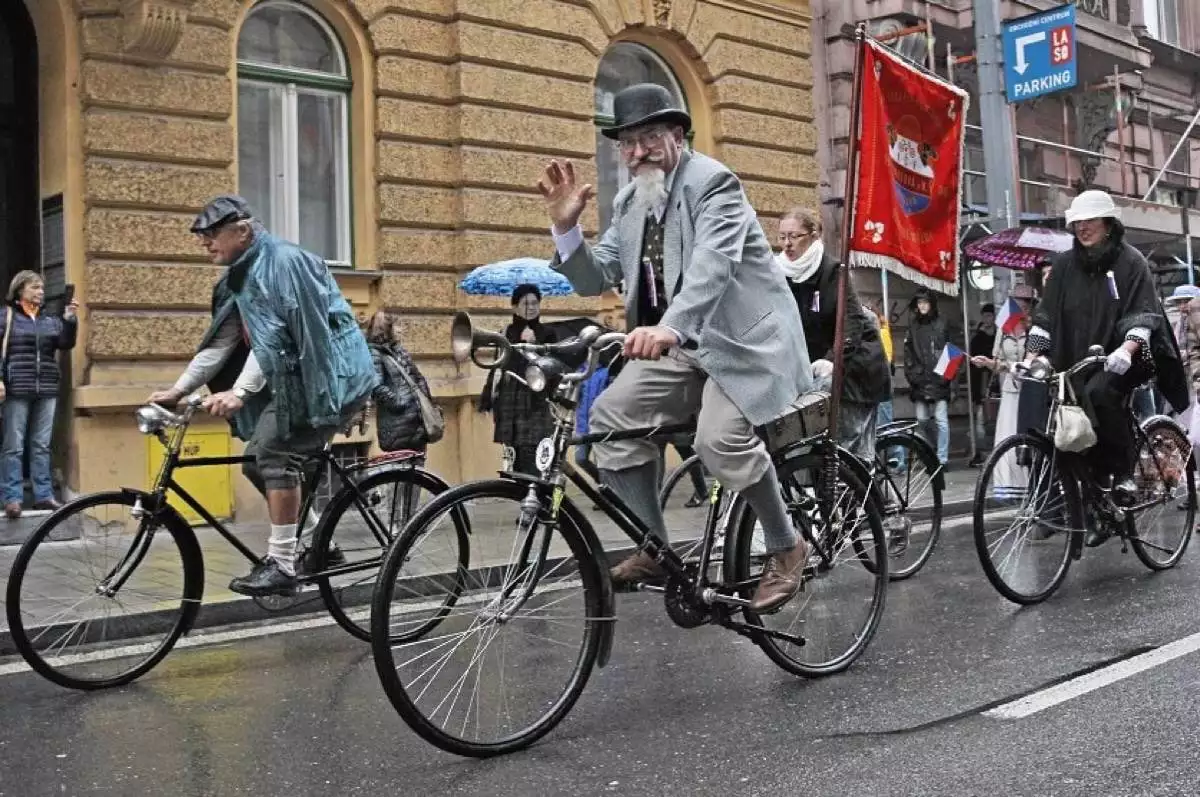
[1014,31,1046,75]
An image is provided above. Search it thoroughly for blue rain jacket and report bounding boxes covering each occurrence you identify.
[199,232,378,441]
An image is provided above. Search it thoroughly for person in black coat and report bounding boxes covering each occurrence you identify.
[1,270,78,519]
[777,208,891,461]
[479,284,559,475]
[367,310,434,454]
[1026,191,1187,533]
[903,288,953,465]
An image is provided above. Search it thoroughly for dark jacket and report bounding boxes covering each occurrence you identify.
[787,255,891,405]
[479,317,558,448]
[1,304,78,398]
[370,342,432,451]
[1032,221,1188,412]
[903,296,952,402]
[969,325,997,402]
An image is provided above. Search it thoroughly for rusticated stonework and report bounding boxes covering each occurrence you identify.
[121,0,195,58]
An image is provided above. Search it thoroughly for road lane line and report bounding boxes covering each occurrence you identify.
[0,579,582,678]
[983,630,1200,720]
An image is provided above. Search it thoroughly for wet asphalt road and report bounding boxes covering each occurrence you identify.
[4,523,1200,797]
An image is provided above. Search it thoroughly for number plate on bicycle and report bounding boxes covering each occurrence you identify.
[756,390,830,452]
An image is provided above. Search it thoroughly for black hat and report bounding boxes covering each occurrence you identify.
[511,283,542,304]
[191,194,254,233]
[601,83,691,140]
[980,303,995,315]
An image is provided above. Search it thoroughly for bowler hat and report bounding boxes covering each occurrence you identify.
[601,83,691,140]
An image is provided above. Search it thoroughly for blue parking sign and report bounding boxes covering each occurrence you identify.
[1002,4,1077,103]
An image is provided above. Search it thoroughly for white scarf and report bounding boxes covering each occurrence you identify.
[776,239,824,284]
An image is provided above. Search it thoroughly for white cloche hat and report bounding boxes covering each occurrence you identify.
[1064,190,1121,226]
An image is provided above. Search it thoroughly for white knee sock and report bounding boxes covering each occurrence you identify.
[267,523,298,576]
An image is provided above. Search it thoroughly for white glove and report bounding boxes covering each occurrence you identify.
[812,359,834,379]
[1105,347,1132,375]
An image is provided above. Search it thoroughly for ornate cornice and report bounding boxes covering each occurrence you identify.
[652,0,672,27]
[121,0,196,59]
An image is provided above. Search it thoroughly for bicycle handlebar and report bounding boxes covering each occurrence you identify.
[1013,352,1107,384]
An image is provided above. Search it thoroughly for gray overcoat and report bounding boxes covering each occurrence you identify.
[552,150,811,426]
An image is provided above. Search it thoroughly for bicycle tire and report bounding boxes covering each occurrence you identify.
[657,454,708,509]
[313,465,465,643]
[1129,417,1194,571]
[875,431,943,581]
[973,433,1080,605]
[724,446,889,677]
[371,478,606,757]
[5,491,204,690]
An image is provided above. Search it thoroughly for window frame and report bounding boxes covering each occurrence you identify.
[236,0,353,265]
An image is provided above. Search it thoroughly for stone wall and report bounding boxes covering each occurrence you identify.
[62,0,817,491]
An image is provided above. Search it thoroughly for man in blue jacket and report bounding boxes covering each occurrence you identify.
[150,195,378,596]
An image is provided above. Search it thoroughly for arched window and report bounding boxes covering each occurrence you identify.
[237,1,351,264]
[593,43,689,232]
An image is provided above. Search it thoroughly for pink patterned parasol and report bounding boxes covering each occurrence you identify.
[964,227,1074,270]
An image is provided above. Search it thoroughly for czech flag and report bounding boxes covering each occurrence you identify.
[933,343,966,380]
[996,297,1026,335]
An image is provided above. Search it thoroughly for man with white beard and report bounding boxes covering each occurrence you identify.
[538,83,813,612]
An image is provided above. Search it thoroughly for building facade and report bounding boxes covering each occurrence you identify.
[812,0,1200,451]
[3,0,817,521]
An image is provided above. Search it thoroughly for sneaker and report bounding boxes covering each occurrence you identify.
[884,515,911,556]
[229,559,299,597]
[298,545,346,576]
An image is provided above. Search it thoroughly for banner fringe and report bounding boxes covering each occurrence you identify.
[849,250,960,297]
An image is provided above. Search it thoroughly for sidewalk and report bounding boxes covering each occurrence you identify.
[0,464,978,653]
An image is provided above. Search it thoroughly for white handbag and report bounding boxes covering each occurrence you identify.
[1053,374,1097,453]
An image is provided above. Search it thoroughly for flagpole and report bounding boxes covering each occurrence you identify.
[831,24,868,440]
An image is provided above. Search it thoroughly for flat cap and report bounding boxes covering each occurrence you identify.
[191,194,255,233]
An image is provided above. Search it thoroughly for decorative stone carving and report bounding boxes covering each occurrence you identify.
[1071,88,1135,189]
[121,0,195,59]
[653,0,671,27]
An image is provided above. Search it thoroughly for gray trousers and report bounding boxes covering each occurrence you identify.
[590,355,770,492]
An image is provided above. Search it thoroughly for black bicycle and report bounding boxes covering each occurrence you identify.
[370,313,888,757]
[661,420,943,581]
[5,397,467,690]
[973,347,1194,605]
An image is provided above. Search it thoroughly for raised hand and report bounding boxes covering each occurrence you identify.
[537,159,594,234]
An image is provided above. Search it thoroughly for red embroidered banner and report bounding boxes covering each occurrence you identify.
[847,39,969,296]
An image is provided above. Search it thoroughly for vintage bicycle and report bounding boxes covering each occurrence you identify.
[369,313,888,757]
[972,347,1194,605]
[5,397,467,690]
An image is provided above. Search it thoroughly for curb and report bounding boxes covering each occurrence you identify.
[0,502,978,658]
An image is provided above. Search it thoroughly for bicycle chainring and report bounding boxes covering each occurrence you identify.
[663,567,711,629]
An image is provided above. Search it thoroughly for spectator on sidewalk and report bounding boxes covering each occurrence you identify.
[903,288,952,465]
[968,303,997,467]
[2,271,79,519]
[367,310,437,455]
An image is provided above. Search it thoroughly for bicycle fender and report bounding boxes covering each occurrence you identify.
[118,488,206,634]
[503,473,617,669]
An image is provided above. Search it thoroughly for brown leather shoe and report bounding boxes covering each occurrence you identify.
[750,541,808,613]
[609,551,666,586]
[5,502,22,520]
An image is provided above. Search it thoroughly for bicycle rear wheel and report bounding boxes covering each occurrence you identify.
[1128,418,1194,570]
[874,431,943,580]
[973,434,1080,604]
[371,478,607,757]
[4,491,204,689]
[725,446,888,677]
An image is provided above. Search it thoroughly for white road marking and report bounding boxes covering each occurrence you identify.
[0,579,582,678]
[983,630,1200,720]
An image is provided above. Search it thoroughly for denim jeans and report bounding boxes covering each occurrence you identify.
[2,396,57,505]
[875,399,905,469]
[914,399,950,465]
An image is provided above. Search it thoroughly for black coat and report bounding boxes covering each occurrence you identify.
[1,304,78,398]
[1033,223,1188,413]
[787,255,891,405]
[371,342,432,451]
[479,318,558,449]
[904,307,952,402]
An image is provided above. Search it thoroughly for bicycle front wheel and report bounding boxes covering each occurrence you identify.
[4,491,204,690]
[875,431,943,580]
[973,434,1080,604]
[371,479,607,757]
[1128,418,1194,570]
[726,446,888,677]
[313,464,463,642]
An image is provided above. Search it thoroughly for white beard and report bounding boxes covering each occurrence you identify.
[631,168,668,215]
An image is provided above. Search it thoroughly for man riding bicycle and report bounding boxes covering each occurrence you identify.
[537,84,813,612]
[149,195,378,596]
